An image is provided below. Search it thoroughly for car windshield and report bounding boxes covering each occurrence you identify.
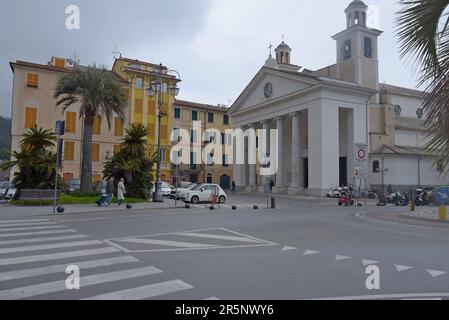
[192,184,206,190]
[0,182,11,188]
[70,179,80,186]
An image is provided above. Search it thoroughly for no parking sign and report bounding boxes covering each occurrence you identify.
[354,144,368,178]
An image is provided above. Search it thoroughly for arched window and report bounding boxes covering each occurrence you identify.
[372,160,380,173]
[207,173,213,184]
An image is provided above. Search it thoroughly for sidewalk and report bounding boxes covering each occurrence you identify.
[404,206,449,223]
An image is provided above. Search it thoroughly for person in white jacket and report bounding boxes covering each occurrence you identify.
[117,178,126,206]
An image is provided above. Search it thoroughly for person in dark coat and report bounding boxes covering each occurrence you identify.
[231,181,236,195]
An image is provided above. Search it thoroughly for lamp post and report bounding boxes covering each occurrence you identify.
[146,63,181,203]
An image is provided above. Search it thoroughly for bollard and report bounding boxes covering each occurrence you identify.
[408,201,415,212]
[439,206,447,221]
[271,197,276,209]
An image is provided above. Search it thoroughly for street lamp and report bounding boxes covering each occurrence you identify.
[146,63,181,203]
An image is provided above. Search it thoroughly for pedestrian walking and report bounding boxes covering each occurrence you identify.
[270,179,275,193]
[117,178,126,206]
[96,177,114,207]
[105,177,115,205]
[231,180,236,195]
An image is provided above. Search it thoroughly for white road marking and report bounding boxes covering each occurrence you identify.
[0,221,59,228]
[83,279,193,300]
[312,293,449,300]
[394,264,414,272]
[282,246,298,252]
[0,229,77,238]
[0,247,119,266]
[204,297,220,300]
[0,240,103,255]
[362,259,379,266]
[0,219,50,224]
[119,238,217,248]
[335,255,351,261]
[0,225,66,232]
[0,266,163,300]
[0,256,138,282]
[177,232,264,244]
[0,234,89,246]
[426,269,447,278]
[304,250,320,255]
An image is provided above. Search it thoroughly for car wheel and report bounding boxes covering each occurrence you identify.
[191,196,200,204]
[219,196,226,204]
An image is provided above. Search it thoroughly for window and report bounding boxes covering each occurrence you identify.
[192,110,198,121]
[92,143,100,162]
[364,37,373,58]
[372,160,380,173]
[173,128,181,142]
[148,100,156,115]
[24,107,37,128]
[92,174,102,184]
[223,155,229,167]
[161,125,168,140]
[64,141,75,161]
[207,173,213,184]
[114,145,121,155]
[190,152,197,170]
[54,58,66,68]
[160,148,167,163]
[221,133,225,145]
[208,112,214,123]
[191,129,198,143]
[65,112,76,133]
[223,115,229,125]
[135,99,143,114]
[26,73,39,88]
[114,118,124,136]
[174,108,181,119]
[148,124,155,138]
[135,78,143,90]
[93,116,102,135]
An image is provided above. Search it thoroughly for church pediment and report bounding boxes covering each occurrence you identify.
[229,67,318,115]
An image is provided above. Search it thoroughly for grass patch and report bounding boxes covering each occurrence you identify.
[10,195,148,206]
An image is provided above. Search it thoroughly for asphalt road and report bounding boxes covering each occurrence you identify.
[0,194,448,300]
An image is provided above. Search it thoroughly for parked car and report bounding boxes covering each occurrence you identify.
[170,183,196,200]
[67,179,81,194]
[5,185,17,200]
[0,181,12,199]
[150,182,173,198]
[181,184,227,204]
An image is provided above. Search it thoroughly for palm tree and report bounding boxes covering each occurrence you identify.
[121,123,149,158]
[397,0,449,171]
[54,65,127,191]
[20,127,55,154]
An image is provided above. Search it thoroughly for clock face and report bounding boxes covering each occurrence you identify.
[342,39,352,60]
[264,83,273,99]
[394,105,402,117]
[416,108,424,119]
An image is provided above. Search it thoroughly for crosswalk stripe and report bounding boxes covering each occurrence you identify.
[119,238,217,248]
[0,266,163,300]
[0,247,119,266]
[0,229,77,238]
[0,219,50,224]
[0,225,66,233]
[83,279,193,300]
[0,234,89,246]
[0,256,139,282]
[177,232,263,244]
[0,240,103,255]
[0,221,59,228]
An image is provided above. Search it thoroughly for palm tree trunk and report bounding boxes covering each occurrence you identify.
[80,115,94,192]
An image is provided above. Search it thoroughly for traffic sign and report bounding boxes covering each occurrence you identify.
[432,187,449,206]
[356,145,368,161]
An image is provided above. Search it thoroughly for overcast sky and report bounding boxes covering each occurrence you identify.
[0,0,419,118]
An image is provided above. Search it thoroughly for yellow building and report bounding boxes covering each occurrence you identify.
[10,56,234,188]
[9,57,131,184]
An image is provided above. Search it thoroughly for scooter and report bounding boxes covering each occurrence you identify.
[415,189,432,206]
[377,191,408,206]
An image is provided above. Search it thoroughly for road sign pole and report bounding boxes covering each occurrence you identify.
[53,134,60,214]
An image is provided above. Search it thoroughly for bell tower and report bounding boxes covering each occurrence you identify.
[332,0,383,99]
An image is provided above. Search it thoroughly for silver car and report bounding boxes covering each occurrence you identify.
[0,181,12,199]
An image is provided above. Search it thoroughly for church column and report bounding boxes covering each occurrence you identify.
[259,119,271,193]
[288,112,302,194]
[273,116,287,193]
[308,102,340,196]
[247,123,257,192]
[234,125,247,191]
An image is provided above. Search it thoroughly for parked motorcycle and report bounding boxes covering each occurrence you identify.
[415,188,432,206]
[378,191,408,207]
[361,189,377,199]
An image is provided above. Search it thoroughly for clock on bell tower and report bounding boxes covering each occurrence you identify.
[332,1,383,98]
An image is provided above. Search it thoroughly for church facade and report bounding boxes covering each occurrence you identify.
[228,0,449,196]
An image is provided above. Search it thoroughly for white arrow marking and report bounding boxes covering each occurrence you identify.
[335,255,351,261]
[282,246,298,252]
[394,264,413,272]
[427,269,447,278]
[362,259,379,266]
[304,250,320,255]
